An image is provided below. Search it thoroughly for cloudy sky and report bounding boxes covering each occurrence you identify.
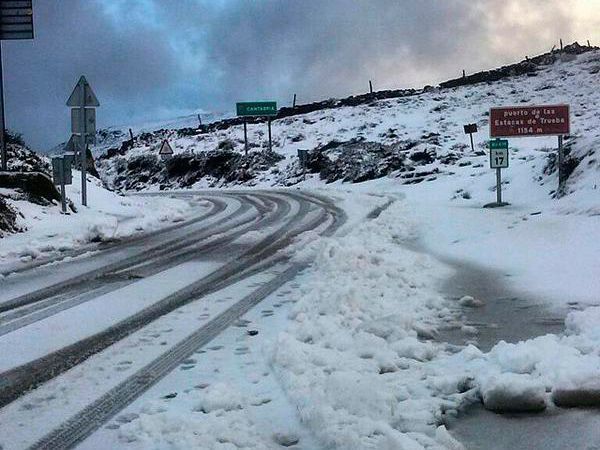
[2,0,599,150]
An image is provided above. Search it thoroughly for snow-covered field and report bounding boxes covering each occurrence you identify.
[97,48,599,193]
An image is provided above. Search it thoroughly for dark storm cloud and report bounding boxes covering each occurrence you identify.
[1,0,594,149]
[195,0,578,103]
[3,0,183,149]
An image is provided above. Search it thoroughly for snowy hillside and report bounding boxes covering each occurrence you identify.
[46,110,230,157]
[95,44,599,200]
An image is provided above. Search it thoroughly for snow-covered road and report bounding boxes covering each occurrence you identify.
[0,189,346,449]
[1,185,599,450]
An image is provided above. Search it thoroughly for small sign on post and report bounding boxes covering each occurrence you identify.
[489,139,509,167]
[52,155,73,214]
[484,139,509,208]
[297,149,308,181]
[463,123,478,152]
[159,139,174,161]
[70,108,96,136]
[236,101,277,155]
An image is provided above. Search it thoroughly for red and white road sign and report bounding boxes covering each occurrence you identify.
[490,104,569,137]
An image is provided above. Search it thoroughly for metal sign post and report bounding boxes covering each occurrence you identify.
[485,139,509,208]
[495,167,502,204]
[267,118,272,153]
[78,82,87,206]
[243,120,248,156]
[297,149,308,181]
[558,135,564,192]
[0,0,34,171]
[67,76,99,207]
[463,123,478,152]
[236,101,277,155]
[52,155,73,214]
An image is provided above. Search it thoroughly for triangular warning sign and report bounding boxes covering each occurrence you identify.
[159,140,174,155]
[64,134,79,153]
[67,76,100,107]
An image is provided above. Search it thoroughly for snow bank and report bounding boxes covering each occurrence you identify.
[270,202,467,449]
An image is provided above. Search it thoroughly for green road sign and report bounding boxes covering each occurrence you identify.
[236,101,277,117]
[489,139,508,150]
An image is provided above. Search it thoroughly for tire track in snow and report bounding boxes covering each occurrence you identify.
[0,194,271,333]
[0,196,222,278]
[29,191,345,450]
[0,192,340,410]
[0,193,260,314]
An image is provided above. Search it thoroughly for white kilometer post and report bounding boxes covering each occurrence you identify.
[488,141,509,206]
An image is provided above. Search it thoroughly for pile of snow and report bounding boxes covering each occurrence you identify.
[270,202,467,448]
[269,198,600,447]
[0,171,192,271]
[118,383,272,450]
[448,305,600,412]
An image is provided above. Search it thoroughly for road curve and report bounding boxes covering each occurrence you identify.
[0,189,345,424]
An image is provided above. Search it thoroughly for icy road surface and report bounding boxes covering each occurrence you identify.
[0,189,346,449]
